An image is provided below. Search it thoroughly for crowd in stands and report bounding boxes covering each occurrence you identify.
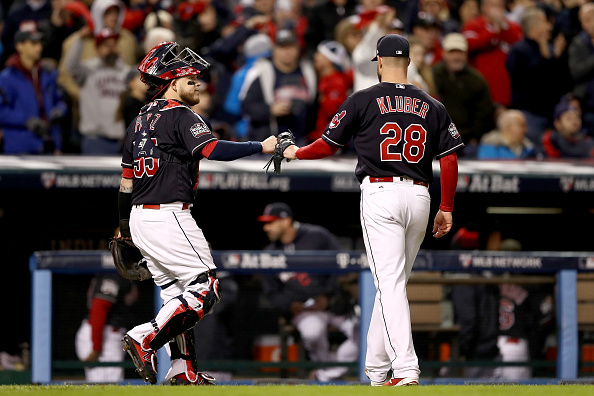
[0,0,593,158]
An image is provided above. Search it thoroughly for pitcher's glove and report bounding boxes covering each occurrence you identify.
[109,237,152,281]
[264,130,296,174]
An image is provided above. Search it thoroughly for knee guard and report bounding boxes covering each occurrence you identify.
[143,278,221,352]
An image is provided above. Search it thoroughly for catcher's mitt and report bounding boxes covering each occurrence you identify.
[264,130,296,174]
[109,237,152,281]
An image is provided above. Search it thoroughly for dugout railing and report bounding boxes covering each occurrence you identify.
[30,250,594,384]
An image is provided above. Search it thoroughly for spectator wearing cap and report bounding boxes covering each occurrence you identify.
[239,29,316,144]
[432,33,495,158]
[256,202,359,382]
[542,99,594,158]
[410,12,443,67]
[304,0,357,57]
[58,0,137,103]
[63,27,130,154]
[1,0,52,65]
[506,6,571,147]
[416,0,459,35]
[224,33,273,140]
[462,0,522,108]
[477,109,536,159]
[568,3,594,138]
[0,28,67,154]
[310,40,352,143]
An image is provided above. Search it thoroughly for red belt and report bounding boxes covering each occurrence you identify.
[369,176,428,188]
[143,203,190,210]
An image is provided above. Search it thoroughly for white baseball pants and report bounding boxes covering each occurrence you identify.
[360,176,430,382]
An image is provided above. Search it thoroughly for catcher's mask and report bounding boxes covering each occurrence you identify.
[138,41,210,92]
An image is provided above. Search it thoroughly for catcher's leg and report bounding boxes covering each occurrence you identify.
[166,330,216,385]
[124,273,220,384]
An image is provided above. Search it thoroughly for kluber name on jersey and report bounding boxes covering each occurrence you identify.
[322,83,464,184]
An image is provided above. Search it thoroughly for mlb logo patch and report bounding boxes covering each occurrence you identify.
[448,123,460,139]
[396,50,402,55]
[190,122,210,138]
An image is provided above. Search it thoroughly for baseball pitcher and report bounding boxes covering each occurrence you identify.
[279,34,464,386]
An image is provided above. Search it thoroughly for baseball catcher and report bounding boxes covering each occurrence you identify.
[264,130,296,174]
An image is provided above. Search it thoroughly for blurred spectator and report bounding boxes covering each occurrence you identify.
[273,0,308,46]
[58,0,137,103]
[116,69,147,129]
[462,0,522,108]
[304,0,357,56]
[1,0,52,65]
[64,27,130,154]
[568,2,594,137]
[120,0,159,37]
[257,202,358,382]
[75,274,140,383]
[542,98,594,157]
[456,0,479,26]
[416,0,459,34]
[224,33,272,140]
[175,0,230,51]
[477,110,536,159]
[334,16,363,56]
[310,40,351,142]
[555,0,583,45]
[506,6,570,146]
[351,6,396,92]
[0,28,66,154]
[506,0,536,25]
[410,12,443,66]
[143,9,174,32]
[143,26,176,54]
[433,32,495,157]
[239,29,316,143]
[409,35,434,94]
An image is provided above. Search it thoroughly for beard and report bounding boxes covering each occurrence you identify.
[103,53,119,67]
[179,89,200,107]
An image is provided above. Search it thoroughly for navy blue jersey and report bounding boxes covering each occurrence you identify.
[87,275,138,329]
[322,83,464,183]
[121,99,217,204]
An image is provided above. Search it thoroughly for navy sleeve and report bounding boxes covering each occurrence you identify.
[207,140,263,161]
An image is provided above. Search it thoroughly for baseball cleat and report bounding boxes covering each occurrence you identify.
[382,377,419,386]
[169,372,216,385]
[122,334,158,384]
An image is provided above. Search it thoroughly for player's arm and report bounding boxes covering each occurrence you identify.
[85,296,115,361]
[199,136,276,161]
[118,174,133,238]
[283,138,339,160]
[432,152,458,238]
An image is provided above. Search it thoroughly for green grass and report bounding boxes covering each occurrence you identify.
[1,385,593,396]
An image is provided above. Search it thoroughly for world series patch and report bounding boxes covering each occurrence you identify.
[190,122,210,138]
[448,123,460,139]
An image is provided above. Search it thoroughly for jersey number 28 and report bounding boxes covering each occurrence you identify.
[380,122,427,163]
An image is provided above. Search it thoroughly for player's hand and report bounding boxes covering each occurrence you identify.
[84,350,101,362]
[432,210,453,238]
[261,135,277,154]
[283,144,299,160]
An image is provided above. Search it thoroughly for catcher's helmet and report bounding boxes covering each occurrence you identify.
[138,41,210,89]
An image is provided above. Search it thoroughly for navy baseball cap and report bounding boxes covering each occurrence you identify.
[14,28,43,44]
[257,202,293,222]
[371,34,409,61]
[553,100,579,120]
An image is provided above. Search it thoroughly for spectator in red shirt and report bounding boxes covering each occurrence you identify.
[462,0,523,108]
[310,40,352,143]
